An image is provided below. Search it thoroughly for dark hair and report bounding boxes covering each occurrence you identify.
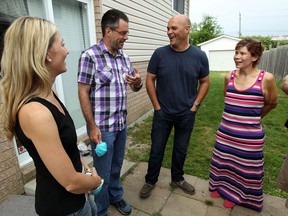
[235,38,264,67]
[101,9,129,37]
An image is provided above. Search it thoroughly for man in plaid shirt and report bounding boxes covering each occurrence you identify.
[77,9,142,216]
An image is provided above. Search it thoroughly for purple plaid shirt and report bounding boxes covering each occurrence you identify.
[77,39,134,132]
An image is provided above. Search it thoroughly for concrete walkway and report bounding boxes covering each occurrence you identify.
[1,160,288,216]
[108,162,288,216]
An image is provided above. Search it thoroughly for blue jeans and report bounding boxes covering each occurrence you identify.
[88,127,127,216]
[67,196,97,216]
[145,109,196,185]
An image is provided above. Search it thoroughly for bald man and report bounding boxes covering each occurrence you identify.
[140,15,210,198]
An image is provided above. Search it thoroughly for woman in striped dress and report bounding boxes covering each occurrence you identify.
[209,38,278,212]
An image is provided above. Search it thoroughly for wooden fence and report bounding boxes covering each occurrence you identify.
[258,45,288,80]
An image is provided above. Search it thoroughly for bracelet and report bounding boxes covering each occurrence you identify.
[91,179,104,195]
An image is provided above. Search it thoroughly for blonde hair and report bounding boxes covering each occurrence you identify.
[0,16,57,140]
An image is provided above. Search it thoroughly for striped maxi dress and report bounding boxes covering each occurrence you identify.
[209,70,266,212]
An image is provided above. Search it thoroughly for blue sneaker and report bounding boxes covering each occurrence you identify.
[111,199,131,215]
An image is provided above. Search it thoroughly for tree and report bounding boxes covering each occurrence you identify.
[241,36,288,50]
[189,15,223,47]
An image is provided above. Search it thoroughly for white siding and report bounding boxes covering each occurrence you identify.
[102,0,185,62]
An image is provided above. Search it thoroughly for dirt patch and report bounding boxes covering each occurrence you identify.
[125,136,150,151]
[125,136,150,160]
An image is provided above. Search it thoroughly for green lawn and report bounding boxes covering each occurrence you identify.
[127,71,288,198]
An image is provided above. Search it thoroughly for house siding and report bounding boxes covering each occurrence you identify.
[0,0,190,202]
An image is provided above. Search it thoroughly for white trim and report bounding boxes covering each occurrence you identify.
[77,0,96,45]
[198,34,240,46]
[171,0,177,12]
[42,0,66,104]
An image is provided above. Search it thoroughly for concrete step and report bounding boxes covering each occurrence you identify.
[24,157,135,196]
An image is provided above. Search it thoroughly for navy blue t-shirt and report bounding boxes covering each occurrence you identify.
[147,45,209,114]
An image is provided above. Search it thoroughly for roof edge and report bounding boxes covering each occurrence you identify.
[197,34,240,46]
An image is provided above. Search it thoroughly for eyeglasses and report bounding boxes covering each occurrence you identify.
[113,29,129,37]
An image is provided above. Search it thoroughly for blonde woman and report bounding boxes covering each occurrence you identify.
[0,16,101,216]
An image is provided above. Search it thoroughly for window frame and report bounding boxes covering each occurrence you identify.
[172,0,185,14]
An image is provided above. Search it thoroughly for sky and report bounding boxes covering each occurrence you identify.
[189,0,288,37]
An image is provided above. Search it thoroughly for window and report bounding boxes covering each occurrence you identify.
[52,0,91,132]
[173,0,185,14]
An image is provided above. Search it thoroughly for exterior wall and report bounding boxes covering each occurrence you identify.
[0,106,24,203]
[126,61,151,125]
[0,0,190,203]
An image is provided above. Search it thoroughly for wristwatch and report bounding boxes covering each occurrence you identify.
[194,101,201,109]
[134,82,143,89]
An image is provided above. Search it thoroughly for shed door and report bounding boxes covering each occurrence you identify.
[209,50,235,71]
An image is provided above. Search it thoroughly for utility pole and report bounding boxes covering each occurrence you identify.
[239,12,242,37]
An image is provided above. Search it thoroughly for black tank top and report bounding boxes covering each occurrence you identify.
[15,94,85,216]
